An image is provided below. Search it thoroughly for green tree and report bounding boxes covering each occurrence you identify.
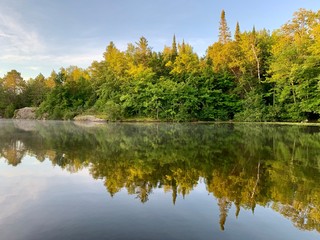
[23,73,50,107]
[268,9,320,121]
[0,70,26,117]
[103,41,128,77]
[234,22,241,42]
[135,36,152,66]
[2,70,25,95]
[169,42,200,80]
[171,34,178,60]
[38,68,95,119]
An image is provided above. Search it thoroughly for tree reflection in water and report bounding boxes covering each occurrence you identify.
[0,120,320,232]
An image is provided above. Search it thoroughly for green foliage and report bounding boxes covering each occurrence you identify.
[0,70,26,117]
[4,103,15,118]
[104,101,123,120]
[234,90,266,122]
[38,68,95,120]
[23,74,50,107]
[0,85,7,117]
[267,9,320,121]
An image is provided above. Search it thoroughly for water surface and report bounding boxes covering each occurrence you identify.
[0,120,319,240]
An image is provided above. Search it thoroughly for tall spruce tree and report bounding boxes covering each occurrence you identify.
[219,10,231,44]
[234,21,241,42]
[171,34,178,60]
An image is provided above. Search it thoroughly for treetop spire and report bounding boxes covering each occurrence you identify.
[218,9,231,44]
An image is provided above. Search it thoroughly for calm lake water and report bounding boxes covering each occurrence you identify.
[0,120,319,240]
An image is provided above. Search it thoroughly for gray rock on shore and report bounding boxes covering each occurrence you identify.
[73,115,106,122]
[14,107,37,119]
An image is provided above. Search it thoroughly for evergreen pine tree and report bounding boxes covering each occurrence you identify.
[234,21,241,42]
[219,10,231,44]
[252,25,256,35]
[181,39,186,54]
[171,34,178,60]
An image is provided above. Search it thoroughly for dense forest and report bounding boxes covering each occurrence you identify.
[0,9,320,122]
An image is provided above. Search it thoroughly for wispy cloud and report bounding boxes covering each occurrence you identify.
[28,66,40,71]
[0,55,33,61]
[0,5,106,78]
[0,8,45,55]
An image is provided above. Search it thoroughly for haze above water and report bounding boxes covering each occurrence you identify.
[0,120,319,240]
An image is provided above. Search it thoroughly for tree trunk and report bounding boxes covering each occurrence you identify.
[251,44,261,83]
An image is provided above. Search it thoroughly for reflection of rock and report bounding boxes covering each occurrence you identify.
[74,121,105,128]
[14,107,37,119]
[74,115,106,122]
[13,120,38,132]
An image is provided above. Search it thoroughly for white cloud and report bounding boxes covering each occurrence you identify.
[0,8,45,55]
[0,177,47,221]
[53,51,102,66]
[28,66,40,71]
[0,54,32,61]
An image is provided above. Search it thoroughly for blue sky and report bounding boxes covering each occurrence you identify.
[0,0,319,79]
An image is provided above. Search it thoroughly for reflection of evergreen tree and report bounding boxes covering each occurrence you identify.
[171,179,177,205]
[0,121,320,232]
[218,197,231,231]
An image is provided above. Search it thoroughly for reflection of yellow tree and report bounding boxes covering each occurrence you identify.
[268,158,320,232]
[90,159,200,204]
[218,197,231,231]
[206,160,266,231]
[1,121,320,233]
[1,141,26,166]
[166,167,199,199]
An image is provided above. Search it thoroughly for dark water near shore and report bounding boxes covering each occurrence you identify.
[0,120,319,240]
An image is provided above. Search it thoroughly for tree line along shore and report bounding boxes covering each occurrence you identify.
[0,9,320,122]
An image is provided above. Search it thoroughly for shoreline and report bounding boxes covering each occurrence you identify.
[1,118,320,127]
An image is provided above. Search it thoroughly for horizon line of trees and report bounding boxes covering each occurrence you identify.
[0,8,320,122]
